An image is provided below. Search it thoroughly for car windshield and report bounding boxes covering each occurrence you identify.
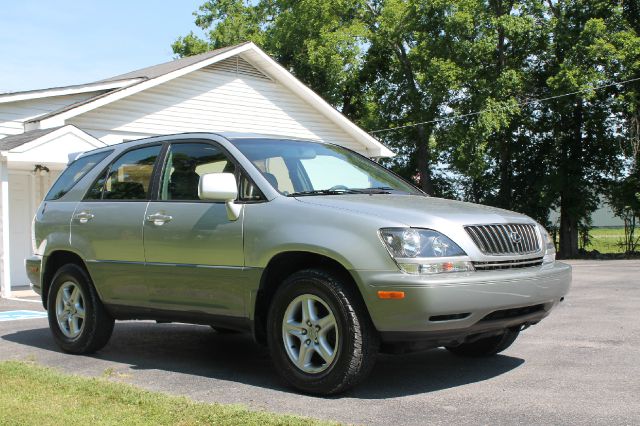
[230,138,422,196]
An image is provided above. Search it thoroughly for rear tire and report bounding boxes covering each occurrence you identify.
[267,269,378,395]
[47,264,114,354]
[445,328,520,357]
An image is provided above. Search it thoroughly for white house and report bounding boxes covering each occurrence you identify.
[0,42,392,297]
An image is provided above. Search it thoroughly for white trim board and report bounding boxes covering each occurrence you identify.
[0,79,142,104]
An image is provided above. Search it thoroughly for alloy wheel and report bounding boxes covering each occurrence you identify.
[281,294,339,374]
[55,281,86,339]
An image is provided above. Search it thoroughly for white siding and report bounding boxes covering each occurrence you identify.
[69,67,363,152]
[0,92,106,139]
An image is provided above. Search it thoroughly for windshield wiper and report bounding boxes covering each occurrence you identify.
[287,187,395,197]
[348,187,395,194]
[287,189,355,197]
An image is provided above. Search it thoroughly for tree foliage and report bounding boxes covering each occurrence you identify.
[174,0,640,257]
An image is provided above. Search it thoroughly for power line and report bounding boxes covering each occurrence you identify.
[369,76,640,135]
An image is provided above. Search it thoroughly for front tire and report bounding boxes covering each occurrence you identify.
[445,328,520,357]
[47,264,114,354]
[267,269,378,395]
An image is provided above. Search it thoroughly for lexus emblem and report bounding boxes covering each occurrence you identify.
[509,231,522,244]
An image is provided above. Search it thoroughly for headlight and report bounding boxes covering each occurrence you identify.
[538,224,556,264]
[379,228,466,258]
[379,228,473,274]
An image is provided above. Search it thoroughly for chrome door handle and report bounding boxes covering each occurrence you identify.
[146,212,173,226]
[74,211,95,224]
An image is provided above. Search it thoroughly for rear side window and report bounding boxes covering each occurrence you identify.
[44,151,111,201]
[86,145,162,200]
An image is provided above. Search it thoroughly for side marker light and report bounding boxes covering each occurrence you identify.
[377,291,405,299]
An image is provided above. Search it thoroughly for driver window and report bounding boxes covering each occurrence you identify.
[160,143,235,201]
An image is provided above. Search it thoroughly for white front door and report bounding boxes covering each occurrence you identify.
[9,172,34,287]
[7,170,60,289]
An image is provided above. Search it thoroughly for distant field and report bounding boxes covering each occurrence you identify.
[585,227,626,254]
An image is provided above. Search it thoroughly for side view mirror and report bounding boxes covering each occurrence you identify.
[198,173,242,221]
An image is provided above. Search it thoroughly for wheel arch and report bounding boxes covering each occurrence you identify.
[252,250,371,345]
[41,250,90,308]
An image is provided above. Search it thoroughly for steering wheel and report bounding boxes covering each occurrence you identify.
[328,185,349,191]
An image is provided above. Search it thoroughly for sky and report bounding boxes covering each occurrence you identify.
[0,0,206,93]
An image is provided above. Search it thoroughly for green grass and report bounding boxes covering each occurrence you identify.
[0,361,332,426]
[584,227,627,254]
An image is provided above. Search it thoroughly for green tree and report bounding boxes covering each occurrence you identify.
[364,0,465,194]
[174,0,471,195]
[174,1,638,258]
[172,0,370,112]
[439,0,550,216]
[606,0,640,253]
[537,1,627,257]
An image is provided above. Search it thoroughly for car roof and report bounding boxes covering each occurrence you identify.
[75,132,324,160]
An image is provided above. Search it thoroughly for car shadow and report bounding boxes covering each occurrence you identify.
[2,322,524,399]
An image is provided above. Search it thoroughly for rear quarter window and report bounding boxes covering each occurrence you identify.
[44,151,112,201]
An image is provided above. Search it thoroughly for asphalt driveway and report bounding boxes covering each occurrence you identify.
[1,260,638,425]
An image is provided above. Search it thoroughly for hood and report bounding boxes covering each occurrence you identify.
[295,194,533,229]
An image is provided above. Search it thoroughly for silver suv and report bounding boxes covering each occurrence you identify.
[27,133,571,395]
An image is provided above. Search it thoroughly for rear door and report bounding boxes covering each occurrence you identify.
[70,144,163,307]
[142,141,248,318]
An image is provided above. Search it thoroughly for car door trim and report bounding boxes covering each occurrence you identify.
[85,259,255,271]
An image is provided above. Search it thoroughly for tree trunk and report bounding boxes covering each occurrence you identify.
[492,0,514,209]
[497,134,511,208]
[416,124,433,194]
[558,99,584,258]
[392,42,436,195]
[558,193,579,258]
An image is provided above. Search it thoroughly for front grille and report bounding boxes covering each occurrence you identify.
[465,223,540,255]
[473,257,543,271]
[480,304,545,322]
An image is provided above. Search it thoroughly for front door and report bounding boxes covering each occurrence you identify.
[143,142,246,318]
[71,144,163,306]
[9,172,34,287]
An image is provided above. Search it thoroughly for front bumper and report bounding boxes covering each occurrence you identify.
[25,255,43,296]
[353,261,571,342]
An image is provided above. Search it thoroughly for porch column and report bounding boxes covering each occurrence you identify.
[0,158,11,298]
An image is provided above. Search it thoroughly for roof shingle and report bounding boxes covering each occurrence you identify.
[97,43,250,83]
[0,127,62,151]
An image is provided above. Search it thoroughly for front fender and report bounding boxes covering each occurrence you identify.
[243,198,401,271]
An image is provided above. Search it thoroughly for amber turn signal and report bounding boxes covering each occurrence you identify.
[377,290,405,299]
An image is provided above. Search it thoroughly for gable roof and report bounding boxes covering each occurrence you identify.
[1,125,107,168]
[0,44,248,106]
[0,127,62,151]
[97,43,250,83]
[22,42,393,157]
[0,80,141,104]
[23,43,251,127]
